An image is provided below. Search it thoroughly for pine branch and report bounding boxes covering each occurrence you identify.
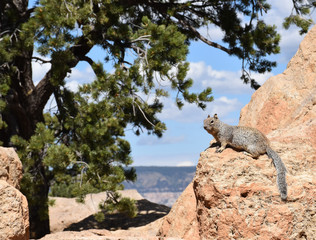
[175,15,232,55]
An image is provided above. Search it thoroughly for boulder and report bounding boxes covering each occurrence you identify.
[158,182,199,239]
[158,25,316,239]
[0,180,29,240]
[0,147,23,189]
[194,144,315,239]
[0,147,29,240]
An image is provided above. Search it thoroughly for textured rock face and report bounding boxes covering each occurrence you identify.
[0,180,29,240]
[0,147,23,189]
[158,183,199,239]
[194,146,315,239]
[158,25,316,239]
[239,25,316,136]
[0,147,29,240]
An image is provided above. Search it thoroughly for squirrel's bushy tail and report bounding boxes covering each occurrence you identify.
[266,147,287,201]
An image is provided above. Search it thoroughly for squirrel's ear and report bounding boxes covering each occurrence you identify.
[207,114,210,118]
[214,113,218,119]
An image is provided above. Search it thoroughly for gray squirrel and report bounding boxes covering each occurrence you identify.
[203,114,288,201]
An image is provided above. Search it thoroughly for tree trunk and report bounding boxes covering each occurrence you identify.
[0,1,51,238]
[1,1,95,238]
[2,52,53,239]
[22,165,50,239]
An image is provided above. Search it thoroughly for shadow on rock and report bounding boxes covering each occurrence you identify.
[64,199,170,231]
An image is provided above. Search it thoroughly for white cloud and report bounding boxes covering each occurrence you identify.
[268,0,294,16]
[198,25,225,42]
[65,80,80,92]
[158,94,242,123]
[32,57,51,85]
[187,61,206,79]
[65,67,95,92]
[209,96,243,117]
[188,61,274,95]
[68,67,94,83]
[176,161,195,167]
[158,97,206,123]
[137,134,186,146]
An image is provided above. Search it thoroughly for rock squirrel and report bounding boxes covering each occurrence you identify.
[203,114,288,201]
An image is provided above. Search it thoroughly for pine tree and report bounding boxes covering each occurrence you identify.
[0,0,314,238]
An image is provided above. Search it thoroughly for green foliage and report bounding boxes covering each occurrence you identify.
[283,0,315,34]
[50,182,76,198]
[283,15,314,34]
[94,211,106,223]
[99,193,138,219]
[48,198,56,207]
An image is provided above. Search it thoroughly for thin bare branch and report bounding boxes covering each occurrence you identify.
[175,16,232,55]
[134,100,156,128]
[130,35,151,43]
[130,45,149,65]
[32,56,51,64]
[257,0,267,14]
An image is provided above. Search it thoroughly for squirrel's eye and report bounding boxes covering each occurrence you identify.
[210,120,214,124]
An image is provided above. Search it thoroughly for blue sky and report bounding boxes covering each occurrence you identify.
[30,1,316,166]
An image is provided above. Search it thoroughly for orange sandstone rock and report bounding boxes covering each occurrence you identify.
[0,147,29,240]
[158,24,316,240]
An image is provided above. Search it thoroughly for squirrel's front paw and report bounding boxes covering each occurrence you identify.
[215,147,224,153]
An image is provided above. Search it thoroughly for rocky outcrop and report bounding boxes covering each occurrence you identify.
[158,183,199,239]
[0,147,23,189]
[239,25,316,137]
[0,147,29,240]
[158,25,316,239]
[193,145,315,239]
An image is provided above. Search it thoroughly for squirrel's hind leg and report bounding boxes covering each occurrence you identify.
[244,145,262,158]
[243,151,260,158]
